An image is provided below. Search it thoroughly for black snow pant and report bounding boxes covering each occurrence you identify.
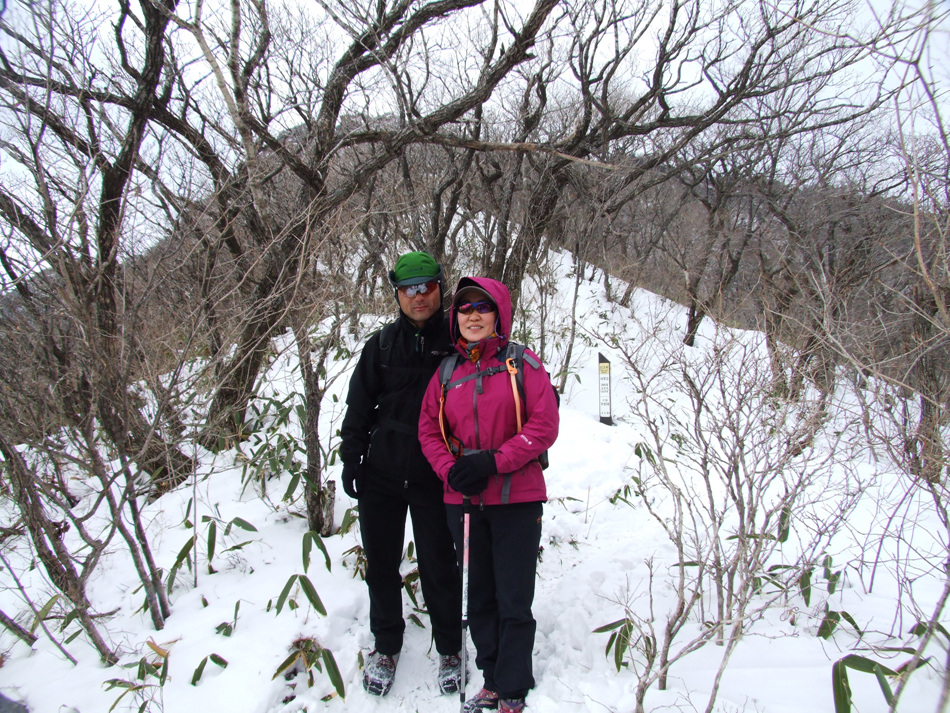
[358,472,462,657]
[446,500,543,700]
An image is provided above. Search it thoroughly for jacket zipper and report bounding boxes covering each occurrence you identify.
[472,358,484,510]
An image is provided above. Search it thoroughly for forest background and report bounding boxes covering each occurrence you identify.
[0,0,948,711]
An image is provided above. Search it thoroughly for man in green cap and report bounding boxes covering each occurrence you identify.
[340,251,464,697]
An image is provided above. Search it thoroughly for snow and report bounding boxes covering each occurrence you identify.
[0,250,944,712]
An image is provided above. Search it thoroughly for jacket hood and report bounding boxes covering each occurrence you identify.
[449,277,512,347]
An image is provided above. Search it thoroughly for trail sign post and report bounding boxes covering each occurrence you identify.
[598,353,613,425]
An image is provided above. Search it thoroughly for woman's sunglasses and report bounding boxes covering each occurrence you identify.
[457,301,495,315]
[398,280,439,297]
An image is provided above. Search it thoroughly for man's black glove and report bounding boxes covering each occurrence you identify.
[447,451,497,497]
[342,463,361,499]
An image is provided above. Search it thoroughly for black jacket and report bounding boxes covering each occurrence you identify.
[340,309,454,487]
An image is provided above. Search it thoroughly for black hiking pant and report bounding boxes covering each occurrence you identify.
[358,472,462,657]
[446,500,543,700]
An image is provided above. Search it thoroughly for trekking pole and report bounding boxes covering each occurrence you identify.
[459,496,471,712]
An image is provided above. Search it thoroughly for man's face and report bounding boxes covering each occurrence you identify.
[396,280,441,327]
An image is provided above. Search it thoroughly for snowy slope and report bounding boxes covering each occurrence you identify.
[0,250,943,713]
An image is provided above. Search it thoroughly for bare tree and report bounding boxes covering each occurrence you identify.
[590,305,864,713]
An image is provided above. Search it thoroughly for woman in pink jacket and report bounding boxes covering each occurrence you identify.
[419,277,559,713]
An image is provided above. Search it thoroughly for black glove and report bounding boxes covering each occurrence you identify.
[342,463,361,499]
[447,451,497,497]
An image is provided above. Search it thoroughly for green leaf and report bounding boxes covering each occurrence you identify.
[107,686,139,712]
[614,621,633,672]
[210,653,228,668]
[303,531,312,572]
[832,660,851,713]
[828,570,841,595]
[778,505,791,543]
[298,575,327,616]
[643,633,654,659]
[818,610,841,640]
[58,609,79,633]
[799,568,813,607]
[633,442,655,466]
[841,655,897,676]
[834,655,898,710]
[222,540,253,553]
[895,656,931,675]
[174,536,196,569]
[191,656,208,686]
[321,648,346,699]
[31,594,60,634]
[403,574,420,608]
[303,531,331,574]
[593,618,629,633]
[873,665,895,707]
[839,611,863,637]
[876,646,919,655]
[137,658,159,680]
[229,517,258,533]
[272,651,302,680]
[276,575,298,615]
[823,554,833,581]
[282,471,301,501]
[911,621,950,641]
[340,508,358,535]
[207,519,217,563]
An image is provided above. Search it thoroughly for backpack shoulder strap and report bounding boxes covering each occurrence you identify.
[378,321,399,370]
[379,321,399,349]
[439,353,461,387]
[503,342,540,370]
[438,353,463,456]
[502,342,540,401]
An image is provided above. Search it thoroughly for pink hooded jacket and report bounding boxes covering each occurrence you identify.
[418,277,560,506]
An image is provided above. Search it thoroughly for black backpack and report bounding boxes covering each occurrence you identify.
[437,342,558,469]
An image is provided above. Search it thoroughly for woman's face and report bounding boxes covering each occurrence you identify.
[456,297,497,342]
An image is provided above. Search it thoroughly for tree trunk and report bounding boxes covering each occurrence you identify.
[0,607,37,647]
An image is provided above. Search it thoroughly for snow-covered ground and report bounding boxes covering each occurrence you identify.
[0,250,944,712]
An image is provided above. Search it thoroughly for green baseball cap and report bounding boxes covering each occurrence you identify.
[389,251,443,286]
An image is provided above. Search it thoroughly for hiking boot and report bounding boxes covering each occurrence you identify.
[362,651,399,696]
[438,652,464,694]
[499,698,526,713]
[462,687,499,712]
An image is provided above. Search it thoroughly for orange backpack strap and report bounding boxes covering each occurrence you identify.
[506,357,523,432]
